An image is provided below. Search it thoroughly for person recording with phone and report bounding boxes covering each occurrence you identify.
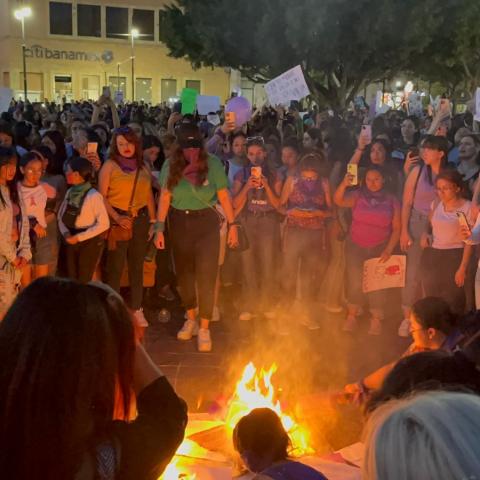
[232,137,283,322]
[334,165,401,335]
[420,170,472,315]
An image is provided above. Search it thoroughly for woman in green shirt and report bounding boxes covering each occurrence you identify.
[154,122,238,352]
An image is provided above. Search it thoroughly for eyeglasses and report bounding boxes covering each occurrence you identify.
[246,136,264,145]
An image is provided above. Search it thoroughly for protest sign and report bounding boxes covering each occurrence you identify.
[0,88,13,114]
[114,90,124,105]
[362,255,406,293]
[264,65,310,107]
[196,95,220,115]
[180,88,198,115]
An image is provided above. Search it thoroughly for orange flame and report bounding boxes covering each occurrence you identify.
[225,362,313,457]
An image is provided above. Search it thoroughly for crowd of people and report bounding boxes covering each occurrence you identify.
[1,90,480,480]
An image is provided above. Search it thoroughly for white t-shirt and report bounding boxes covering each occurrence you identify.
[431,200,471,249]
[17,183,48,228]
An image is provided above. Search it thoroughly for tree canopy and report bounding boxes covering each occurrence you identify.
[159,0,480,109]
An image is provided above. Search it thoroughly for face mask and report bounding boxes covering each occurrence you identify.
[298,177,319,193]
[183,148,201,164]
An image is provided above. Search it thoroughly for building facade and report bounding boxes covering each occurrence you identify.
[0,0,232,104]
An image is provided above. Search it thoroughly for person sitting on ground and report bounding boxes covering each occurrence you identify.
[362,392,480,480]
[343,296,480,400]
[233,408,327,480]
[0,277,187,480]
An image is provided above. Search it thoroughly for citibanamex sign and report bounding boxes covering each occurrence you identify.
[25,45,114,63]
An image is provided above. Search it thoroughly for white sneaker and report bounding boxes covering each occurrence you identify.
[398,318,411,337]
[177,319,199,341]
[134,309,148,328]
[239,312,253,321]
[211,305,221,322]
[197,328,212,352]
[184,307,199,320]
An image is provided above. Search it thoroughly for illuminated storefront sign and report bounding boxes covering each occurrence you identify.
[25,45,114,63]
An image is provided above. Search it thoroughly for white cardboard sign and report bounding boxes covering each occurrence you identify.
[196,95,220,115]
[0,88,13,114]
[264,65,310,107]
[362,255,406,293]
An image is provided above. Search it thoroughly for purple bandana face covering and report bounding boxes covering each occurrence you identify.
[117,156,138,173]
[298,178,319,194]
[183,148,203,185]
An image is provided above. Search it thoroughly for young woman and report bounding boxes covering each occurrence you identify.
[232,138,283,322]
[17,152,56,286]
[420,170,472,314]
[457,134,480,197]
[280,136,302,179]
[154,122,238,352]
[225,132,248,186]
[334,165,401,335]
[303,128,323,150]
[400,135,449,335]
[41,129,67,175]
[279,152,332,330]
[98,126,156,328]
[233,408,327,480]
[0,147,30,319]
[0,277,187,479]
[58,157,110,283]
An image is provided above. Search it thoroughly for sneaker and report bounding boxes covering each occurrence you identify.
[211,305,221,322]
[398,318,411,337]
[134,309,148,328]
[239,312,253,321]
[177,319,199,341]
[342,315,357,332]
[159,284,176,302]
[184,307,199,321]
[326,304,343,313]
[197,328,212,352]
[264,311,277,320]
[368,317,382,336]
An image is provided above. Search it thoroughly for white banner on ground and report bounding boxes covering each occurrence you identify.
[0,88,13,114]
[362,255,406,293]
[264,65,310,107]
[196,95,220,115]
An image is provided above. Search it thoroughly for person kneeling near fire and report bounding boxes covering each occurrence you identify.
[343,296,480,401]
[233,408,327,480]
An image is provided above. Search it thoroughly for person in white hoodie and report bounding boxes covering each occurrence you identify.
[58,156,109,283]
[0,147,31,319]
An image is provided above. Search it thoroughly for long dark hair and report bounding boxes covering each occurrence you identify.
[421,134,449,185]
[13,121,32,150]
[110,126,143,169]
[0,146,18,207]
[0,278,135,480]
[42,130,67,175]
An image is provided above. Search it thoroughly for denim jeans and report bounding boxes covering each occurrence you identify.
[105,209,150,310]
[240,212,280,311]
[282,226,328,307]
[345,238,387,314]
[169,208,220,320]
[402,210,429,309]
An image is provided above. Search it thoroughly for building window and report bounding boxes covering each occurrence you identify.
[186,80,201,92]
[106,6,128,40]
[54,75,73,102]
[135,78,152,103]
[49,2,73,36]
[77,4,101,37]
[81,75,100,100]
[109,76,127,98]
[161,79,177,103]
[132,9,155,41]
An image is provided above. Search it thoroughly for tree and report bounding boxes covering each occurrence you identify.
[159,0,478,109]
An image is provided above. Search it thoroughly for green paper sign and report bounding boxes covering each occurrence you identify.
[180,88,198,115]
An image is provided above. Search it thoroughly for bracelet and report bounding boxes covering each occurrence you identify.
[153,221,165,233]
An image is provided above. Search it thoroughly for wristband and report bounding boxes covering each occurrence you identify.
[153,221,165,233]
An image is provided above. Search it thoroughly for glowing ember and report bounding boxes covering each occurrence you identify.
[225,362,313,457]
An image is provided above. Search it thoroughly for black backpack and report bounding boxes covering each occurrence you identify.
[62,188,93,232]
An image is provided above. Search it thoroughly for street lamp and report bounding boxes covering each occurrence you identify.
[130,28,139,101]
[14,6,32,102]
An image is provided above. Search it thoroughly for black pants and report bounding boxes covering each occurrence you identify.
[105,209,150,310]
[421,247,466,315]
[169,208,220,320]
[64,234,104,283]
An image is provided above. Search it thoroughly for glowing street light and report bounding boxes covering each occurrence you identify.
[130,28,140,101]
[14,6,32,102]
